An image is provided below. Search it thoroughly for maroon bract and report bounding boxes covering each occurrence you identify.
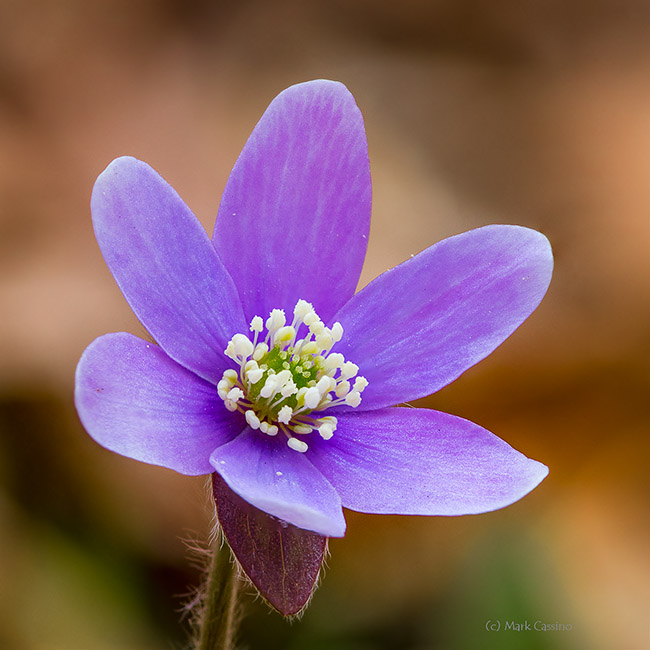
[212,474,326,615]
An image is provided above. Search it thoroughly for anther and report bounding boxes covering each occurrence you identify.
[319,422,335,440]
[335,380,350,397]
[304,386,321,409]
[226,387,244,402]
[245,410,261,430]
[353,377,369,391]
[278,405,293,424]
[344,391,362,407]
[231,334,254,358]
[253,342,269,361]
[340,362,359,380]
[287,437,308,453]
[293,300,313,320]
[265,309,286,331]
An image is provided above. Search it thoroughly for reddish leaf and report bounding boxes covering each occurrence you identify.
[211,473,327,616]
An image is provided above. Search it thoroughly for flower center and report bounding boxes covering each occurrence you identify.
[218,299,368,453]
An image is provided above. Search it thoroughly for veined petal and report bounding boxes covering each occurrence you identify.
[210,429,346,537]
[91,156,247,384]
[213,79,371,324]
[75,333,242,475]
[334,225,553,410]
[308,408,548,515]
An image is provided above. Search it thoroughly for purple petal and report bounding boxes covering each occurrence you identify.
[210,428,346,537]
[334,225,553,410]
[212,474,327,616]
[213,80,371,324]
[309,408,548,515]
[75,333,242,475]
[91,156,247,384]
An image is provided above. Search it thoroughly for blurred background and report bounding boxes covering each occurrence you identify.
[0,1,648,648]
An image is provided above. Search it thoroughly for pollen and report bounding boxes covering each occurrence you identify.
[219,300,368,452]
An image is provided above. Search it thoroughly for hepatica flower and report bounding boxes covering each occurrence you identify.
[75,80,552,614]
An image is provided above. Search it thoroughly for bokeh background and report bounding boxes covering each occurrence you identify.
[1,1,648,649]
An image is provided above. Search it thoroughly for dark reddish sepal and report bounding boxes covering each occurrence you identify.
[211,473,327,616]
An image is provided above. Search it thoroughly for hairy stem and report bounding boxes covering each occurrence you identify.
[196,536,241,650]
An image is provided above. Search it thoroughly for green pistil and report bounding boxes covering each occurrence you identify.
[247,345,322,419]
[219,300,369,450]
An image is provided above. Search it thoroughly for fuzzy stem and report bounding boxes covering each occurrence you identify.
[196,536,241,650]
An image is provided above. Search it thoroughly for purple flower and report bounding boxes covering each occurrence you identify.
[75,80,552,540]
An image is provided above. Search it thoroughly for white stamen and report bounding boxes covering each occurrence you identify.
[324,353,344,371]
[280,380,298,398]
[335,380,350,398]
[232,333,254,358]
[315,332,333,351]
[226,387,244,402]
[278,405,293,424]
[345,391,362,407]
[353,376,369,391]
[275,369,292,385]
[274,325,296,346]
[265,309,286,331]
[294,387,308,406]
[300,341,318,355]
[304,386,321,409]
[294,300,313,320]
[287,437,308,453]
[259,377,277,399]
[245,410,261,429]
[310,321,326,337]
[253,342,269,361]
[340,361,359,380]
[219,299,367,451]
[319,423,335,440]
[316,376,336,395]
[217,379,232,392]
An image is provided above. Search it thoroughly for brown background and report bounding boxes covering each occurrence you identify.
[0,1,648,648]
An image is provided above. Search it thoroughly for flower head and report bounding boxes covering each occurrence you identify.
[75,80,553,540]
